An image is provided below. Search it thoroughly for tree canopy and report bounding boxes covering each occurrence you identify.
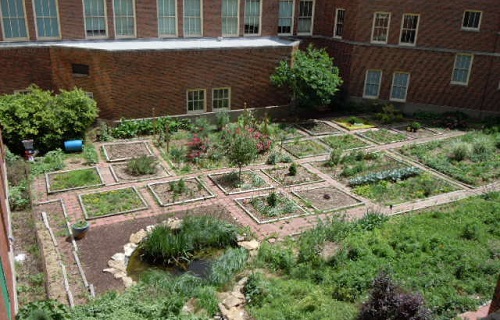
[271,45,343,109]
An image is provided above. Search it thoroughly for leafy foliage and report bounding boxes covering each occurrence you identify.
[348,167,421,186]
[271,45,343,109]
[126,156,158,176]
[225,128,259,182]
[83,144,99,165]
[17,300,71,320]
[0,86,98,154]
[30,149,65,176]
[376,104,404,124]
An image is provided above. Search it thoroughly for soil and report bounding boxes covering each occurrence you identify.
[149,178,214,206]
[103,141,153,161]
[77,204,232,295]
[294,187,361,212]
[297,121,340,135]
[237,193,306,223]
[110,162,169,182]
[393,126,437,139]
[209,170,272,194]
[262,165,323,186]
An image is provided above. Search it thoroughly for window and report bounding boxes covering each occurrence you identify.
[390,72,410,102]
[158,0,176,36]
[333,8,345,38]
[399,14,419,45]
[278,0,293,35]
[363,70,382,98]
[244,0,260,35]
[187,89,205,113]
[184,0,202,36]
[114,0,135,37]
[222,0,239,36]
[371,12,390,43]
[297,0,314,35]
[451,54,473,85]
[72,64,90,76]
[212,88,230,110]
[0,0,28,39]
[462,10,481,31]
[33,0,60,38]
[83,0,107,38]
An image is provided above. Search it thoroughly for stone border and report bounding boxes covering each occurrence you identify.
[101,140,154,162]
[79,186,149,220]
[148,177,216,207]
[261,164,325,187]
[46,167,104,194]
[291,185,365,213]
[295,120,342,136]
[234,192,309,224]
[109,162,171,183]
[208,170,274,195]
[320,134,372,152]
[282,139,331,159]
[356,128,411,145]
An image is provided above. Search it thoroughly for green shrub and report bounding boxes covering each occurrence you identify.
[355,212,389,231]
[348,167,421,186]
[266,152,292,165]
[83,144,98,165]
[288,163,298,176]
[256,242,296,273]
[376,103,404,124]
[126,156,158,176]
[245,272,271,306]
[8,180,30,211]
[408,121,422,132]
[216,110,230,131]
[448,141,472,161]
[31,149,65,176]
[267,192,279,207]
[471,136,495,158]
[169,178,187,196]
[17,300,71,320]
[207,247,248,287]
[327,149,343,166]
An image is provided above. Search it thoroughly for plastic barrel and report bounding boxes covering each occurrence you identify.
[64,140,83,152]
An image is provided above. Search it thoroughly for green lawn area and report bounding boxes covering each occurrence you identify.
[80,187,147,218]
[48,167,102,192]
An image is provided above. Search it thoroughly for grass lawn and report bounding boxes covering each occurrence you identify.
[321,134,369,151]
[80,187,147,219]
[47,167,102,192]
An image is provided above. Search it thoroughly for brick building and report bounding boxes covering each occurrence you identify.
[0,0,498,119]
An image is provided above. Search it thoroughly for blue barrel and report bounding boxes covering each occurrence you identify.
[64,140,83,152]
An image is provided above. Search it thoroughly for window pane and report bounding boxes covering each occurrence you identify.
[1,0,28,39]
[158,0,176,35]
[84,0,107,37]
[297,0,313,34]
[222,0,238,35]
[364,70,381,97]
[278,0,293,34]
[245,0,260,34]
[184,0,201,36]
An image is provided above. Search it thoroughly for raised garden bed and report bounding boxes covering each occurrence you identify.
[283,139,330,158]
[235,192,307,224]
[392,125,437,139]
[272,123,306,140]
[261,164,323,187]
[320,134,369,151]
[79,187,148,219]
[46,167,104,193]
[357,128,408,145]
[102,141,154,162]
[208,170,273,195]
[148,177,216,206]
[292,186,363,213]
[332,116,376,131]
[399,132,499,186]
[110,162,169,183]
[296,120,341,136]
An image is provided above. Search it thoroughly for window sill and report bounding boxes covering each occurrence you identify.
[450,82,469,86]
[461,28,480,32]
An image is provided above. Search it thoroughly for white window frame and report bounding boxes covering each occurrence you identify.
[333,8,345,39]
[0,0,29,41]
[83,0,108,39]
[33,0,61,39]
[244,0,262,36]
[297,0,314,35]
[371,12,390,44]
[390,72,410,102]
[451,53,474,86]
[222,0,239,37]
[462,10,482,31]
[113,0,136,38]
[212,87,231,110]
[158,0,177,37]
[183,0,203,37]
[186,89,206,114]
[399,13,419,46]
[363,70,382,99]
[277,0,294,36]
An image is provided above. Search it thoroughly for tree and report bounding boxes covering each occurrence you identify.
[358,272,432,320]
[271,45,343,110]
[0,85,98,154]
[226,129,258,184]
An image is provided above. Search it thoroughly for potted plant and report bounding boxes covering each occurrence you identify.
[72,220,90,240]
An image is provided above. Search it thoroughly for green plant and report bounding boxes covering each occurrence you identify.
[347,116,362,125]
[8,180,30,211]
[216,109,230,131]
[30,149,65,176]
[327,149,343,166]
[408,121,422,132]
[349,167,421,186]
[170,178,188,196]
[126,155,158,176]
[376,103,404,124]
[267,192,279,207]
[448,141,472,161]
[83,144,98,165]
[80,188,146,218]
[266,152,292,165]
[245,272,271,307]
[207,247,248,287]
[226,129,259,183]
[169,146,185,165]
[72,220,89,229]
[17,300,71,320]
[288,163,298,176]
[49,168,101,191]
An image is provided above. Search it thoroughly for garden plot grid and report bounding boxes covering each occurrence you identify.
[46,167,104,194]
[292,186,364,213]
[148,177,216,207]
[208,170,274,195]
[109,162,170,183]
[102,141,154,162]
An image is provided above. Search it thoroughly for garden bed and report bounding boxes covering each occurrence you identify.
[292,186,363,213]
[102,141,154,162]
[332,116,376,131]
[392,125,437,139]
[79,187,148,219]
[208,170,273,195]
[110,162,169,183]
[357,128,408,145]
[148,177,216,206]
[399,132,499,186]
[261,164,323,187]
[235,192,307,224]
[283,139,330,158]
[296,120,341,136]
[46,167,104,193]
[320,134,369,151]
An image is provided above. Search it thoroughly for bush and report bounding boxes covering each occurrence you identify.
[126,156,158,176]
[245,272,271,306]
[327,149,343,166]
[288,163,298,176]
[8,180,30,211]
[267,192,279,207]
[207,247,248,287]
[216,110,230,131]
[17,300,71,320]
[30,149,65,176]
[348,167,421,186]
[408,121,422,132]
[448,141,472,161]
[83,144,99,165]
[0,86,98,154]
[266,152,292,165]
[376,104,404,124]
[169,178,187,196]
[355,212,389,231]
